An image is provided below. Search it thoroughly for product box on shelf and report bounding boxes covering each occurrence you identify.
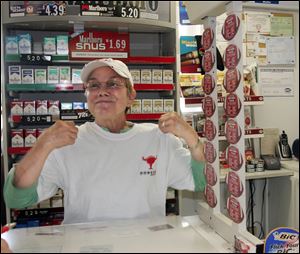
[164,99,175,112]
[72,69,82,84]
[36,100,48,115]
[24,129,37,148]
[163,70,174,84]
[59,66,71,84]
[11,129,24,148]
[18,33,32,54]
[142,99,152,113]
[6,36,19,55]
[48,66,59,84]
[48,101,60,116]
[152,69,163,84]
[130,100,142,113]
[56,35,69,55]
[10,101,23,116]
[43,37,56,55]
[130,69,141,84]
[141,69,152,84]
[35,69,47,84]
[153,99,164,113]
[22,69,34,84]
[23,101,36,115]
[9,66,21,84]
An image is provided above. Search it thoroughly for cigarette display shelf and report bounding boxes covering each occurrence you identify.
[7,83,175,92]
[185,95,264,106]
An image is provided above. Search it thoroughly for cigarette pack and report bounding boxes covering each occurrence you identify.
[44,37,56,55]
[152,69,163,84]
[11,101,23,115]
[72,69,82,84]
[22,69,34,84]
[56,35,69,55]
[73,102,84,110]
[164,99,175,112]
[24,129,37,147]
[130,100,142,113]
[48,100,60,116]
[152,99,164,113]
[142,99,152,113]
[18,33,32,54]
[163,70,173,84]
[6,36,19,55]
[11,129,24,148]
[9,66,21,84]
[141,69,152,84]
[59,66,71,83]
[130,69,140,83]
[61,102,73,110]
[48,66,59,84]
[36,100,48,115]
[23,100,36,115]
[35,69,47,84]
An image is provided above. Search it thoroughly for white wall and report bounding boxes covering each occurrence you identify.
[254,8,299,149]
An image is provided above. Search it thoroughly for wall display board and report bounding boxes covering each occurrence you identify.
[1,1,179,225]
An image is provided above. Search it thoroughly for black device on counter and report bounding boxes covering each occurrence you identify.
[261,155,281,170]
[276,130,292,160]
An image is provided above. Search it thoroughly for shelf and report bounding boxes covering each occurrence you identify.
[184,96,264,106]
[5,54,69,62]
[198,128,264,139]
[126,113,164,121]
[10,115,55,125]
[7,83,84,92]
[7,83,174,93]
[8,147,31,155]
[134,84,174,91]
[5,55,176,65]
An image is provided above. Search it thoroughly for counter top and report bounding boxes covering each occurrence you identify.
[1,215,233,253]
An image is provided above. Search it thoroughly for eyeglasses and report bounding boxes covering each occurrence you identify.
[85,79,126,92]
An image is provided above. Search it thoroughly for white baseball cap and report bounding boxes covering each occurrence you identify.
[81,58,134,86]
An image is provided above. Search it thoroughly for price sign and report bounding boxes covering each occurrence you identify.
[42,3,65,16]
[22,115,52,125]
[114,6,140,19]
[69,31,129,59]
[20,54,52,65]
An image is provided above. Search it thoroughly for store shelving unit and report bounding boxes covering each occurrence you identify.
[1,1,179,225]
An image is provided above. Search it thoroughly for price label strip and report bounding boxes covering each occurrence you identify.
[20,54,52,65]
[21,115,52,125]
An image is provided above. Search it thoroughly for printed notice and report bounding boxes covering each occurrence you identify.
[259,68,294,97]
[266,36,295,65]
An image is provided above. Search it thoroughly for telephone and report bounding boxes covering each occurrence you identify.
[276,130,292,160]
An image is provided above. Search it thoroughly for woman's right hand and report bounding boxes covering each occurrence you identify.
[37,120,78,151]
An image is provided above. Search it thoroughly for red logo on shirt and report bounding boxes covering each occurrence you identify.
[140,155,157,176]
[142,156,157,169]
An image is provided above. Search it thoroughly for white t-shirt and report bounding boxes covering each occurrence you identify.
[37,122,195,224]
